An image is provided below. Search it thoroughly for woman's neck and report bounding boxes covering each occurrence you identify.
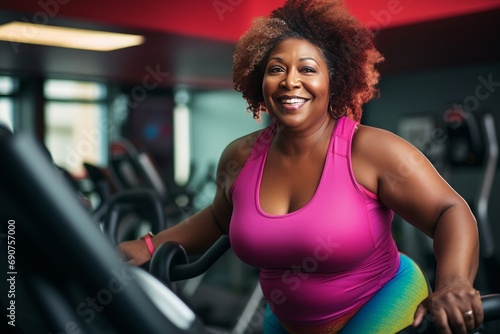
[273,116,336,157]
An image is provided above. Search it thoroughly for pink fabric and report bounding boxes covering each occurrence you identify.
[229,117,400,326]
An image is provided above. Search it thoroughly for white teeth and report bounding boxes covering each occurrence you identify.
[281,98,306,104]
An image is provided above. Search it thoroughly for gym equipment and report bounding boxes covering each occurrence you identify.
[443,106,485,167]
[82,162,116,222]
[80,138,194,248]
[474,113,499,292]
[150,236,230,284]
[0,128,208,334]
[106,137,197,231]
[0,127,260,334]
[109,137,169,198]
[150,236,265,334]
[102,188,166,246]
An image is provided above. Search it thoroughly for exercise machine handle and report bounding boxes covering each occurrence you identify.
[397,294,500,333]
[150,235,230,282]
[482,293,500,322]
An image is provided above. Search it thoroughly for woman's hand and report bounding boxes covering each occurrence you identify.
[116,239,152,267]
[413,278,483,334]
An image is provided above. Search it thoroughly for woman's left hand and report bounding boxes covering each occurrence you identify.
[412,278,483,334]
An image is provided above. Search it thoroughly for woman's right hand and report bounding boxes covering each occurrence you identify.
[116,239,152,267]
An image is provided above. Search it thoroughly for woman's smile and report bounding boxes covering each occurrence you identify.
[277,96,310,111]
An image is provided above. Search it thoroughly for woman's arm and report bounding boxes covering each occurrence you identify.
[117,132,257,267]
[117,204,226,266]
[353,125,483,334]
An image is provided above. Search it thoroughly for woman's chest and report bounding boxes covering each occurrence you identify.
[259,153,326,215]
[231,188,377,271]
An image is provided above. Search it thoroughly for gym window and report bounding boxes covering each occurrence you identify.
[44,79,108,178]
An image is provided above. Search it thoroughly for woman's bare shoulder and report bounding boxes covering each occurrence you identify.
[214,128,267,190]
[220,128,265,164]
[355,124,398,139]
[351,124,423,191]
[353,124,414,156]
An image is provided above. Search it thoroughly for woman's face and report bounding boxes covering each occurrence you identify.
[262,38,330,129]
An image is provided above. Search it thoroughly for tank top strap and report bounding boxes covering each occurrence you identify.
[332,117,359,157]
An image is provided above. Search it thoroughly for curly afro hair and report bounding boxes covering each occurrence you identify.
[232,0,384,121]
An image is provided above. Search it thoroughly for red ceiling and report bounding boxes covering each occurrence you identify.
[3,0,500,41]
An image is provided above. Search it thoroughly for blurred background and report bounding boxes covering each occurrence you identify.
[0,0,499,332]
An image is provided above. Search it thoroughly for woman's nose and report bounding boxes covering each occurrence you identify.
[280,71,301,89]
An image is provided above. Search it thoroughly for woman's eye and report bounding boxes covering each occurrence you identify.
[268,66,284,73]
[301,67,316,73]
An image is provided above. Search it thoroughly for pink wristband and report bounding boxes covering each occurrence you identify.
[144,234,155,256]
[140,232,155,256]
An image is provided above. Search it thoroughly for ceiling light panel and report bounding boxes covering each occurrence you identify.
[0,21,145,51]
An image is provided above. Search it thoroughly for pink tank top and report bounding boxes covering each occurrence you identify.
[229,117,400,326]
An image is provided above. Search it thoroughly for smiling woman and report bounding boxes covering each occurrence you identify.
[262,38,331,130]
[232,0,383,122]
[118,1,484,333]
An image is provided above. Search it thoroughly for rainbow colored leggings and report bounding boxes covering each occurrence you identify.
[263,253,430,334]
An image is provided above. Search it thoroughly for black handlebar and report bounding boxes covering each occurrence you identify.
[483,294,500,322]
[397,294,500,333]
[150,235,230,282]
